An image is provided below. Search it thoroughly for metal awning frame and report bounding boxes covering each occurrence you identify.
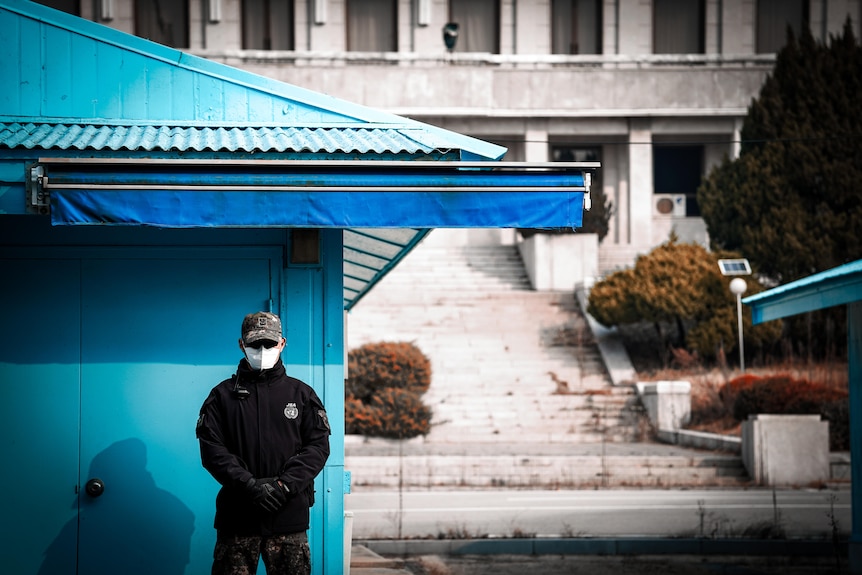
[29,158,597,211]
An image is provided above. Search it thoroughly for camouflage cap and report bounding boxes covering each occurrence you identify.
[241,311,283,345]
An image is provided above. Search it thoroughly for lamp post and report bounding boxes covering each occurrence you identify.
[729,277,747,372]
[718,258,752,372]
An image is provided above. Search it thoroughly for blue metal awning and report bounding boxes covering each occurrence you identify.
[32,158,592,229]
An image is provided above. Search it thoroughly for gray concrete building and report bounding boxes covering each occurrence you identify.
[39,0,862,273]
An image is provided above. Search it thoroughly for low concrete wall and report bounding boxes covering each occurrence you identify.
[742,414,830,486]
[518,233,598,292]
[636,381,691,431]
[657,428,742,453]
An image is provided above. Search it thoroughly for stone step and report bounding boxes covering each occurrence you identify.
[345,454,749,489]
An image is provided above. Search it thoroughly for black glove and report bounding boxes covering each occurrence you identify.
[246,477,287,513]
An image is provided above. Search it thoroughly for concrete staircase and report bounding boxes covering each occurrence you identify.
[345,231,749,489]
[346,236,641,445]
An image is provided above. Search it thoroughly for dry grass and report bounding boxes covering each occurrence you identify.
[636,361,849,436]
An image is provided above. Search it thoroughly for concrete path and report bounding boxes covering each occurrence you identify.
[350,540,849,575]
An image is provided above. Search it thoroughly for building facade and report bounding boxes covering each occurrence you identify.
[39,0,862,272]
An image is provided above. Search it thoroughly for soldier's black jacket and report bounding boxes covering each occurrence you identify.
[196,358,330,536]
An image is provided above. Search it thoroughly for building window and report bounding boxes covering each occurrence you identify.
[756,0,808,53]
[32,0,79,14]
[551,0,602,55]
[242,0,294,50]
[653,145,703,216]
[654,0,704,54]
[347,0,397,51]
[449,0,499,53]
[135,0,189,48]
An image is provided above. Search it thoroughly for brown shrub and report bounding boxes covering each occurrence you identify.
[345,389,432,439]
[717,373,762,411]
[345,341,433,439]
[346,341,431,401]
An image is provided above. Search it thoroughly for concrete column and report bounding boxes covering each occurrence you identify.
[731,118,743,159]
[612,142,629,245]
[524,125,549,163]
[627,120,652,248]
[636,381,691,431]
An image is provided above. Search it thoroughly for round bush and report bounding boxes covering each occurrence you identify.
[347,341,432,401]
[345,395,377,436]
[368,387,433,439]
[345,389,432,439]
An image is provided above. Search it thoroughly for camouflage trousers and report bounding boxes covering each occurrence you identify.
[212,531,310,575]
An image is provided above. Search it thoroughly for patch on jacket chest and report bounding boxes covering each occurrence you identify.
[284,402,299,419]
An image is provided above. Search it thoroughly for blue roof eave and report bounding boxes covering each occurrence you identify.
[743,259,862,324]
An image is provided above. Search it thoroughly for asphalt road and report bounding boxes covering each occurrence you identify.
[346,488,851,541]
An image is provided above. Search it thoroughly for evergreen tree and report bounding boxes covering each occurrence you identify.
[699,21,862,283]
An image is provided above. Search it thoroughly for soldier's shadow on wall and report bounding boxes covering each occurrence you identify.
[38,438,195,575]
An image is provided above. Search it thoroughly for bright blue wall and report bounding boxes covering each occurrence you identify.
[0,217,345,575]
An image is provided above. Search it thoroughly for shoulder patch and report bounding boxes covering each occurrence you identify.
[317,409,330,431]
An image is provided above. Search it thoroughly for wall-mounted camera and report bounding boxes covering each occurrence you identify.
[442,22,459,51]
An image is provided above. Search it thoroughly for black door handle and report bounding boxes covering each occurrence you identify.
[85,478,105,497]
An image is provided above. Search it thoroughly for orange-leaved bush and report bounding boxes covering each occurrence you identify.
[346,341,431,401]
[345,341,433,439]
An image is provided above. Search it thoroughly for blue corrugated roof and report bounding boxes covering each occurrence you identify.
[0,122,442,154]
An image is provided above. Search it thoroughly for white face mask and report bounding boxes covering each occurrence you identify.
[244,344,281,371]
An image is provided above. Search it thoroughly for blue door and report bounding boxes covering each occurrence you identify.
[0,258,81,574]
[0,247,281,575]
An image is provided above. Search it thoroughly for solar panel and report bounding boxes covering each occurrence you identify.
[718,258,752,276]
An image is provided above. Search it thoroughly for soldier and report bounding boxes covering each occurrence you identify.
[197,312,330,575]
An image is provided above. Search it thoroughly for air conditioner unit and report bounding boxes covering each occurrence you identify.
[653,194,686,217]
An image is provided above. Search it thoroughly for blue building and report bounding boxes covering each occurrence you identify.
[0,1,589,573]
